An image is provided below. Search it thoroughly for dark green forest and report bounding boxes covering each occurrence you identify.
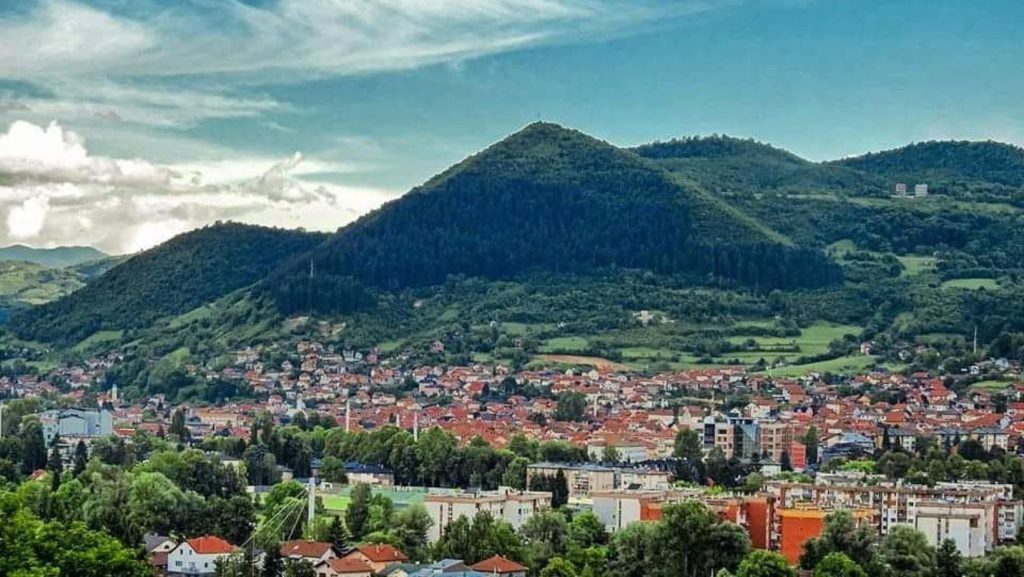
[268,123,840,315]
[9,224,325,345]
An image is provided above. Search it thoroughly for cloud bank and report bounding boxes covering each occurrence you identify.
[0,120,393,254]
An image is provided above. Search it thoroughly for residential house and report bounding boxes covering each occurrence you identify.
[341,545,408,573]
[469,556,527,577]
[167,536,237,576]
[280,540,337,564]
[314,557,374,577]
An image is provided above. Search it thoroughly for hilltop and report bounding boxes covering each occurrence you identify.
[0,245,108,268]
[830,140,1024,196]
[266,123,840,315]
[633,135,883,196]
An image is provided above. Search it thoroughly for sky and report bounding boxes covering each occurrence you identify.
[0,0,1022,254]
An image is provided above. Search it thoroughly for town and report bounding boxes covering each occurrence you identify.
[3,337,1024,576]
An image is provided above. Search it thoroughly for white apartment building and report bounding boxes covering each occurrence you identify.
[424,487,551,542]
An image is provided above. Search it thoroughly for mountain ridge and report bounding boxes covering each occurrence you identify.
[264,122,840,315]
[0,245,109,268]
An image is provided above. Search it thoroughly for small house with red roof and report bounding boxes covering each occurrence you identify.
[341,544,408,573]
[279,540,337,564]
[313,557,374,577]
[470,555,528,577]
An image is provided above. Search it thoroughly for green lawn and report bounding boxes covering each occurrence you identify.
[761,354,877,377]
[969,380,1014,393]
[897,255,937,277]
[72,330,124,353]
[539,336,590,353]
[941,278,999,290]
[321,495,350,512]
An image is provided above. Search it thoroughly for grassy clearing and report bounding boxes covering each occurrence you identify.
[969,380,1014,393]
[897,255,937,276]
[762,354,876,377]
[537,354,629,371]
[539,336,590,353]
[942,278,999,290]
[72,330,124,354]
[321,495,350,512]
[827,239,858,256]
[167,305,216,329]
[377,340,403,353]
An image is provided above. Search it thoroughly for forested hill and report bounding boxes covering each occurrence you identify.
[633,135,883,196]
[266,123,841,315]
[0,245,108,267]
[9,223,325,345]
[831,140,1024,192]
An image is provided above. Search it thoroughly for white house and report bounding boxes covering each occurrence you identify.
[167,536,237,576]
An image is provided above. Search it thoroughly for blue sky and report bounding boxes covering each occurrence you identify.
[0,0,1022,252]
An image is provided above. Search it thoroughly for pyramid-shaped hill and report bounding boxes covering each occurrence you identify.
[267,123,841,314]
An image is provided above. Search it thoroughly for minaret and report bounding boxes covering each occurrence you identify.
[413,412,419,442]
[345,400,351,433]
[395,413,401,429]
[111,383,118,405]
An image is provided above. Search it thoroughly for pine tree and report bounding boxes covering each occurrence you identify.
[169,409,190,442]
[780,450,792,472]
[935,538,962,577]
[72,440,89,477]
[326,516,347,550]
[48,442,63,492]
[552,470,569,508]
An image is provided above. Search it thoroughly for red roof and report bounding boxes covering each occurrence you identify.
[149,552,168,568]
[186,536,235,555]
[355,544,408,563]
[280,540,333,559]
[471,555,528,573]
[322,558,374,574]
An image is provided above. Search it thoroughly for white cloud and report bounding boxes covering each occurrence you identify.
[0,1,682,80]
[7,195,50,239]
[0,1,693,132]
[0,120,397,253]
[0,120,182,186]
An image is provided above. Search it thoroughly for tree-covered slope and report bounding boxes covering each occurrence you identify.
[267,123,841,314]
[633,135,885,196]
[0,245,108,267]
[831,140,1024,197]
[9,223,325,345]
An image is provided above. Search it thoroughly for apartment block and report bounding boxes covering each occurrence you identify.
[423,487,551,542]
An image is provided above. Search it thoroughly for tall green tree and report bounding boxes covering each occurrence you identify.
[813,552,867,577]
[19,420,47,475]
[935,539,963,577]
[47,442,63,492]
[803,426,819,465]
[169,408,190,442]
[880,526,936,577]
[736,550,796,577]
[345,483,372,541]
[72,440,89,477]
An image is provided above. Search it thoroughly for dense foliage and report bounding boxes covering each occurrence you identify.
[10,223,324,345]
[268,123,840,315]
[634,135,881,196]
[833,141,1024,199]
